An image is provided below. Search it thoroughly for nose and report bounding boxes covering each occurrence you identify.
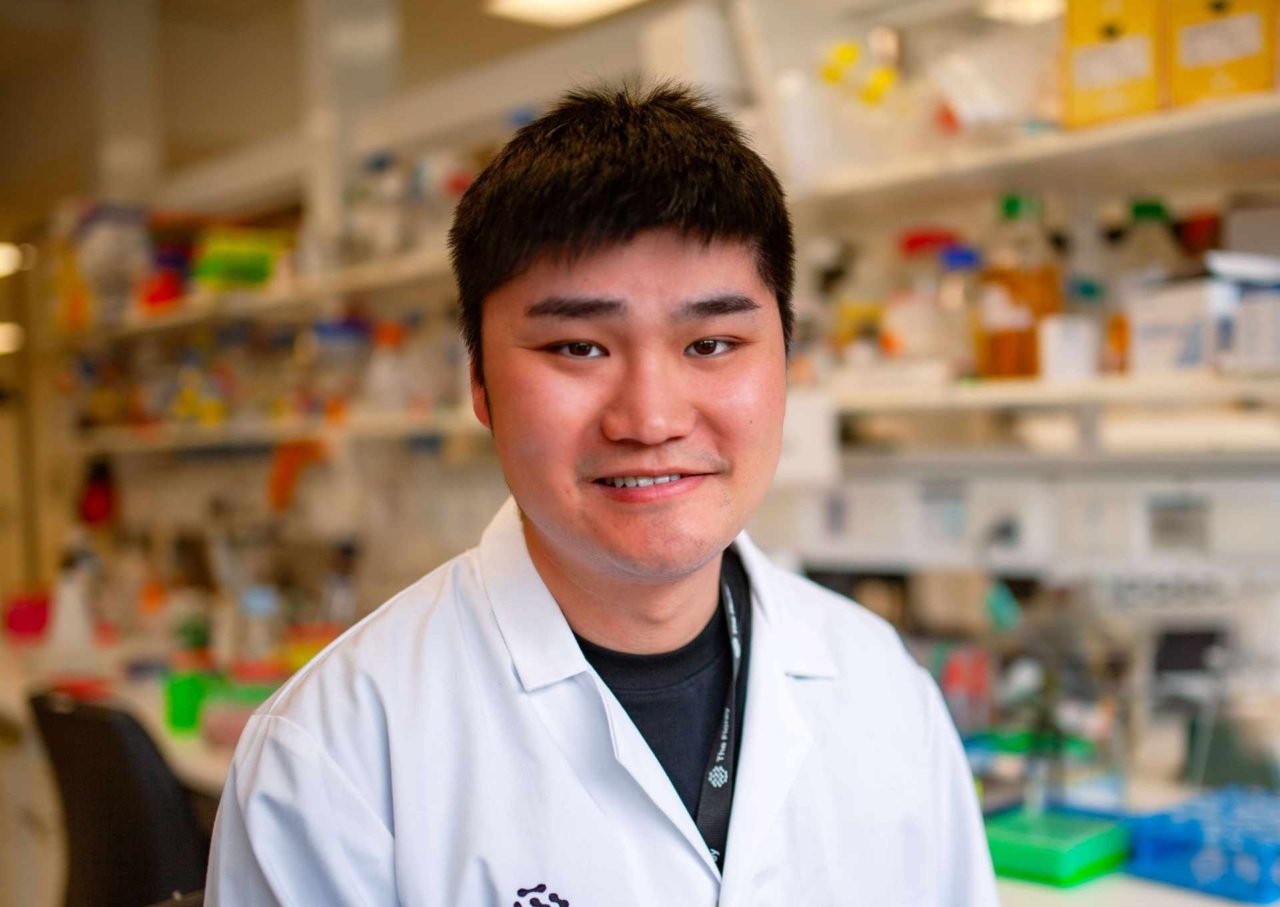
[600,354,695,446]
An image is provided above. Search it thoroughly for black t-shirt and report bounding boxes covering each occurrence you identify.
[575,548,752,821]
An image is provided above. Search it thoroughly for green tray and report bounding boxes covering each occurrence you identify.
[986,810,1129,887]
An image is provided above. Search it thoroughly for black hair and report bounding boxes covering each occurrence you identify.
[448,80,794,383]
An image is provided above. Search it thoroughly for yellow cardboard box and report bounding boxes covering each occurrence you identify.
[1065,0,1165,127]
[1168,0,1277,106]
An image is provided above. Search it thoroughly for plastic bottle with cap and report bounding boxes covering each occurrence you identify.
[238,585,282,667]
[938,244,983,378]
[881,228,959,363]
[1105,198,1186,373]
[980,193,1063,378]
[362,320,411,412]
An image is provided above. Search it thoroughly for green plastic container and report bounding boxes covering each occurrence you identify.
[986,810,1129,887]
[164,671,211,735]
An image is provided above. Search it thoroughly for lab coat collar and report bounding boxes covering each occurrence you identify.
[732,531,839,680]
[479,499,590,692]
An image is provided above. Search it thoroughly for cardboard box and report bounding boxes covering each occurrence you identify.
[1127,278,1236,372]
[1168,0,1277,107]
[1229,286,1280,373]
[1065,0,1164,127]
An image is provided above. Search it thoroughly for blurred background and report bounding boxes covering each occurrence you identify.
[2,0,1280,904]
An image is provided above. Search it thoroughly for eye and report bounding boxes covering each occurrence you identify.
[551,341,605,359]
[687,338,735,357]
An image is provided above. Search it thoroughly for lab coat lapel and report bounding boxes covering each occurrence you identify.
[719,535,837,901]
[479,499,721,878]
[597,679,724,876]
[718,600,815,900]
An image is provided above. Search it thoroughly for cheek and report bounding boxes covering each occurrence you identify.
[705,362,787,441]
[489,364,603,465]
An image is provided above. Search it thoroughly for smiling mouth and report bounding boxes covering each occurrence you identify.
[594,474,687,489]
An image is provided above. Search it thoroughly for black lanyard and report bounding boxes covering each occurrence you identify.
[695,578,744,872]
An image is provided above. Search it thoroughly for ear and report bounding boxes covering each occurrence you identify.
[470,359,491,430]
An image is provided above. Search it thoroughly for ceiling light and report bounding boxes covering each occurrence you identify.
[0,323,24,356]
[0,244,22,279]
[981,0,1065,25]
[485,0,649,28]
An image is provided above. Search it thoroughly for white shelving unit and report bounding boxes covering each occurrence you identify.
[832,373,1280,415]
[61,245,452,347]
[75,407,486,456]
[76,375,1280,457]
[806,92,1280,214]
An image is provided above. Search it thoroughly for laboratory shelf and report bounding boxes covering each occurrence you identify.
[832,374,1280,416]
[74,407,485,456]
[60,245,452,347]
[840,448,1280,475]
[808,91,1280,213]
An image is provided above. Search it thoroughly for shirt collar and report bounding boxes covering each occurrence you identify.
[478,498,839,691]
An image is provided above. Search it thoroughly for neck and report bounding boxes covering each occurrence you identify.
[523,524,723,656]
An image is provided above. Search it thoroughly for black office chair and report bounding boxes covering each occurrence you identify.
[29,691,210,907]
[146,892,204,907]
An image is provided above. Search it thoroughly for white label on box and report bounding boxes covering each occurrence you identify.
[1072,35,1152,90]
[775,387,839,486]
[1178,13,1262,69]
[1128,280,1231,373]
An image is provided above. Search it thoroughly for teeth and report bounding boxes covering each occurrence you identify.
[605,474,682,488]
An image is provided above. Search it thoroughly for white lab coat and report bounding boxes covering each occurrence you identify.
[207,499,997,906]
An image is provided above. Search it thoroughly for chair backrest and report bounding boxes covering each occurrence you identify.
[29,691,209,907]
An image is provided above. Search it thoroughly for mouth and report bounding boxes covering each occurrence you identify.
[594,473,689,489]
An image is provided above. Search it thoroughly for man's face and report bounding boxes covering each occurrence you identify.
[473,229,787,586]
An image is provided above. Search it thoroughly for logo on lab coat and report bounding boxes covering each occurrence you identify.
[515,882,569,906]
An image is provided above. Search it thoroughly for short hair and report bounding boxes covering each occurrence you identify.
[449,80,795,383]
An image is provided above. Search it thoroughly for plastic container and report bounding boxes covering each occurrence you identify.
[201,680,277,748]
[980,194,1062,378]
[361,321,411,412]
[238,585,283,666]
[938,244,983,378]
[191,227,290,292]
[164,670,211,734]
[987,809,1130,886]
[1107,199,1185,373]
[74,203,153,328]
[881,228,959,362]
[1111,199,1185,301]
[1127,787,1280,903]
[4,591,50,641]
[312,320,372,420]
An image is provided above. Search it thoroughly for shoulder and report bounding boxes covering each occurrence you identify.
[227,548,489,805]
[263,547,487,726]
[753,551,914,662]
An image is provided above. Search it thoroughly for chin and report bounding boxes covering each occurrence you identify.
[594,529,733,584]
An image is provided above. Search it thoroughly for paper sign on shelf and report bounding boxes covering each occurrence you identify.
[775,386,839,487]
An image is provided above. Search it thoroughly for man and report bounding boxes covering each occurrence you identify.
[207,83,997,905]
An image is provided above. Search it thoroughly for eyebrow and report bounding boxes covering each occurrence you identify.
[678,294,760,321]
[524,294,760,321]
[525,296,625,319]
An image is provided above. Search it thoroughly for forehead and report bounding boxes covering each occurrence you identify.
[484,230,768,315]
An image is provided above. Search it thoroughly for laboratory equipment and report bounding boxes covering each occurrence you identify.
[1128,787,1280,903]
